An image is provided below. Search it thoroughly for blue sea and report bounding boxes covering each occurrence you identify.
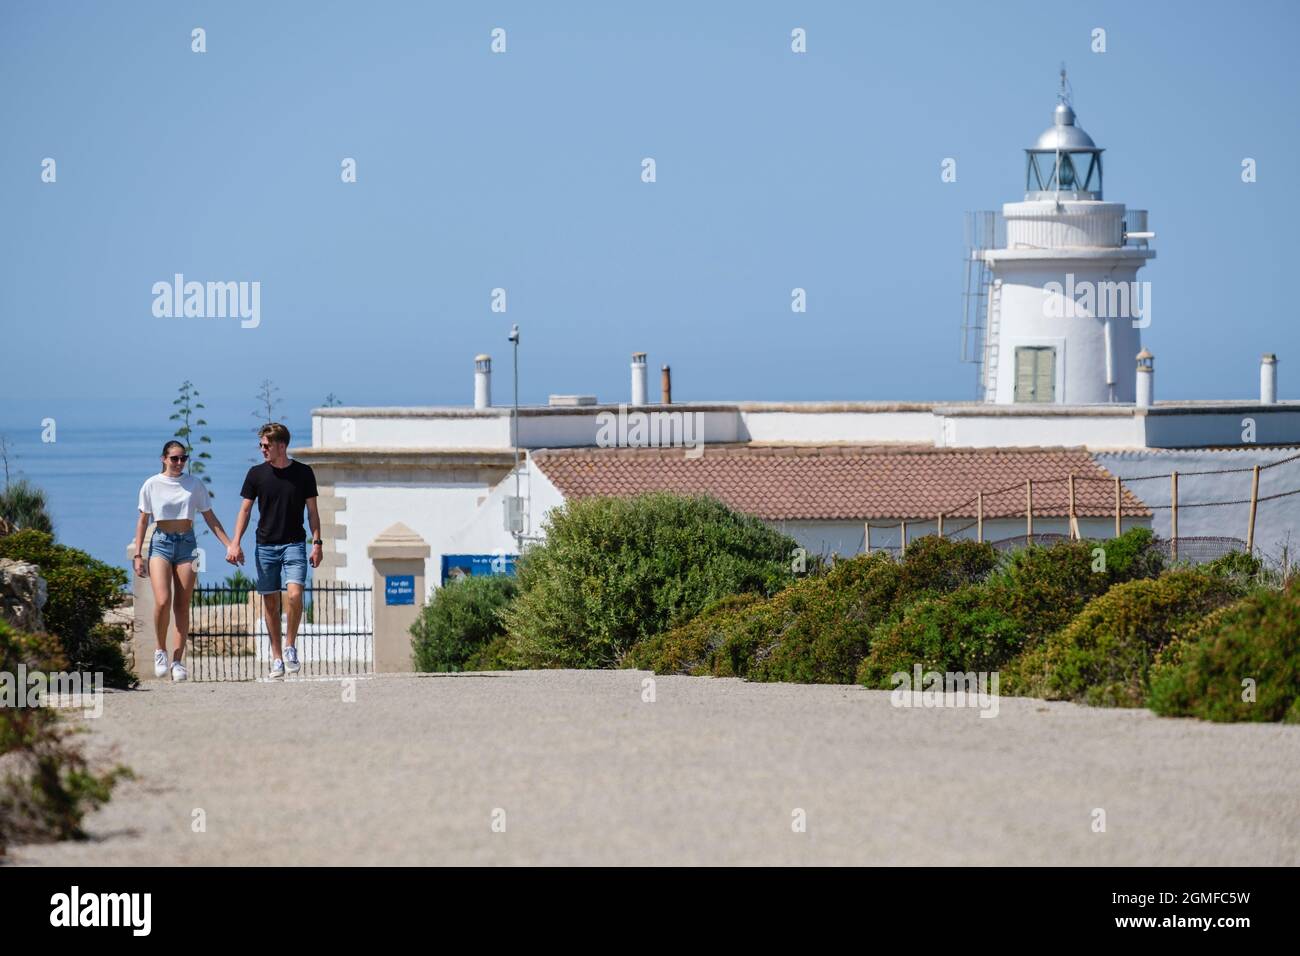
[0,397,313,581]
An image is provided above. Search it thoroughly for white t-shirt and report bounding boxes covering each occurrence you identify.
[138,473,211,521]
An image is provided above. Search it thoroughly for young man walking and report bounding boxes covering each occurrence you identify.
[227,422,322,680]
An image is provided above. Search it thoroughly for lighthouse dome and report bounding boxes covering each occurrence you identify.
[1033,102,1098,151]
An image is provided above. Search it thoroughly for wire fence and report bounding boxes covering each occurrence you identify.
[846,451,1300,567]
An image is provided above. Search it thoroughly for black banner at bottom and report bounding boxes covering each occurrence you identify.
[0,866,1289,941]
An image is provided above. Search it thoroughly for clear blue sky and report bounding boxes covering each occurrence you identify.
[2,0,1297,433]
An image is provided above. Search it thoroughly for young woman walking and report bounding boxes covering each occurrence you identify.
[131,440,234,681]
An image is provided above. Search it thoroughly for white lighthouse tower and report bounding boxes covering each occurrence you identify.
[973,71,1156,405]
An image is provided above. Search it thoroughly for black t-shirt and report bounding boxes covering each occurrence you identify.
[240,460,318,545]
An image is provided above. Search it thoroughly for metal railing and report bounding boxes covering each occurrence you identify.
[186,583,373,681]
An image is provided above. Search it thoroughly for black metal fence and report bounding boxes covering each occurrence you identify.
[185,583,373,681]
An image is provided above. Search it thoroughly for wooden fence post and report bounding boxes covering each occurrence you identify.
[1247,465,1260,553]
[977,492,984,543]
[937,513,944,538]
[864,522,871,555]
[1171,471,1179,562]
[1026,479,1033,541]
[1114,476,1121,537]
[900,520,907,555]
[1068,474,1079,540]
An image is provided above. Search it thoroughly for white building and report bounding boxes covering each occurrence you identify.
[296,81,1300,589]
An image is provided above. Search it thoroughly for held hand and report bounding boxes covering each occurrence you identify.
[226,544,244,565]
[309,542,322,569]
[132,555,147,578]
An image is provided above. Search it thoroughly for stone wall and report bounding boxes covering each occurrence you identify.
[0,558,47,633]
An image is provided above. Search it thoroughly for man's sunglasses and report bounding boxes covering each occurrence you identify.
[167,455,189,463]
[259,442,272,449]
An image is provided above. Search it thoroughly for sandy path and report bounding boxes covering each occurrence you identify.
[8,670,1300,865]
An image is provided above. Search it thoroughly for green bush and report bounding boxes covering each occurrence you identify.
[463,633,515,672]
[411,574,518,672]
[622,593,767,676]
[632,538,1000,685]
[630,538,995,685]
[857,587,1025,688]
[1148,585,1300,722]
[1020,570,1245,707]
[0,620,130,856]
[0,531,134,688]
[1200,550,1262,582]
[982,528,1164,642]
[896,535,999,599]
[741,553,904,683]
[855,531,1160,693]
[502,494,797,668]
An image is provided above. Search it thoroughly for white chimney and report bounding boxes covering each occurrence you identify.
[631,352,648,405]
[1261,353,1277,405]
[474,354,492,409]
[1135,349,1154,408]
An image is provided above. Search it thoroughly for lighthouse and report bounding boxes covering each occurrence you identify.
[974,71,1156,405]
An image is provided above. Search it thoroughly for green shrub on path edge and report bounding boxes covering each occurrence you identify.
[1013,570,1247,707]
[629,537,999,684]
[1148,583,1300,722]
[858,588,1025,688]
[503,494,797,669]
[0,530,135,689]
[410,574,517,672]
[0,620,131,856]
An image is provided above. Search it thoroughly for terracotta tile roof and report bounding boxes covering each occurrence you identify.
[531,445,1151,521]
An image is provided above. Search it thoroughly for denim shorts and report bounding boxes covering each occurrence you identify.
[255,541,308,594]
[149,529,198,565]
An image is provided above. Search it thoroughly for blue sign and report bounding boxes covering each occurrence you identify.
[385,574,415,605]
[440,553,518,585]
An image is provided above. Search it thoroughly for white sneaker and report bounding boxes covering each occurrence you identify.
[284,645,301,674]
[171,661,189,682]
[269,658,285,681]
[154,650,169,678]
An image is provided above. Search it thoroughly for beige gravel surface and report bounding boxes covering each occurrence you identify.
[8,670,1300,865]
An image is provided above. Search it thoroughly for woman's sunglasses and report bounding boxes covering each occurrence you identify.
[167,455,189,463]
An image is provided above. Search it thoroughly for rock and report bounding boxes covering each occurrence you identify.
[0,558,47,633]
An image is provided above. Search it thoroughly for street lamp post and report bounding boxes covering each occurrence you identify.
[508,323,520,546]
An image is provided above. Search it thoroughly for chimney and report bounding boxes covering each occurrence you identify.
[661,365,672,404]
[1135,349,1154,408]
[474,354,492,409]
[1261,353,1278,405]
[631,352,647,405]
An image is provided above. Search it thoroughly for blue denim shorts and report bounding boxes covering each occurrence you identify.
[255,541,308,594]
[149,529,198,565]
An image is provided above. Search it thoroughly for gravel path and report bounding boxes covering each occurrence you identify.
[8,670,1300,866]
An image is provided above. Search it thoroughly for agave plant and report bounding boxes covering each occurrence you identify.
[0,478,54,535]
